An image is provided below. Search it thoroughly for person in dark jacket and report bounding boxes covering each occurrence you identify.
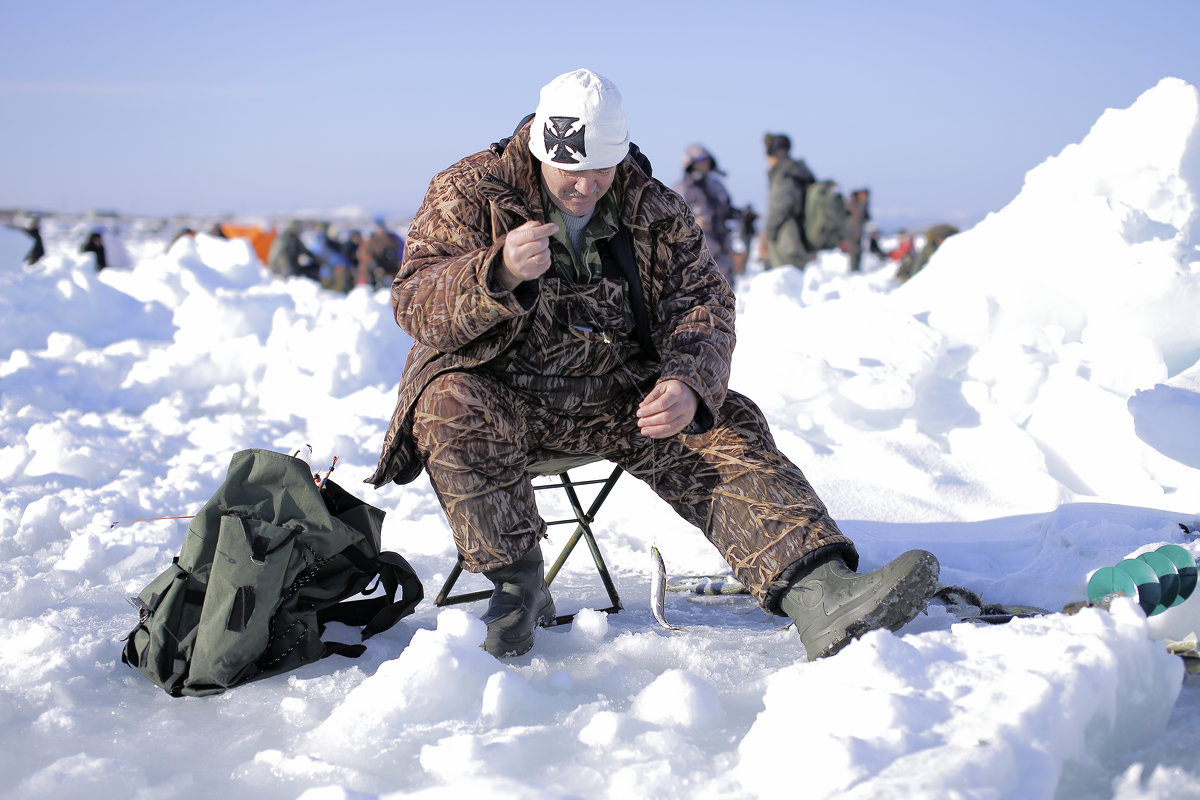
[869,229,889,261]
[167,227,196,252]
[80,229,107,271]
[761,133,816,270]
[267,220,320,280]
[845,188,871,272]
[370,69,938,662]
[342,229,363,272]
[731,204,757,276]
[22,218,45,265]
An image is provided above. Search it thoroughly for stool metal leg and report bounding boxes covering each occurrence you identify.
[544,466,623,618]
[434,559,492,606]
[434,464,624,620]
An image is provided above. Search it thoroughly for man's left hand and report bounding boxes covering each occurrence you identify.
[637,379,699,439]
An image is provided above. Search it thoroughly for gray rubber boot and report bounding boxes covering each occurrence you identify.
[480,544,557,657]
[781,550,939,661]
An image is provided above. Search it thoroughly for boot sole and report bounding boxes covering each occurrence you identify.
[813,552,940,660]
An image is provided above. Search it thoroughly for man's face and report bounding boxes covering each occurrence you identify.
[540,163,617,217]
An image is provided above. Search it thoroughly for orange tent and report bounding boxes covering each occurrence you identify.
[218,223,276,266]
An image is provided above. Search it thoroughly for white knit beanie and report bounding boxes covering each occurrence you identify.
[529,68,630,171]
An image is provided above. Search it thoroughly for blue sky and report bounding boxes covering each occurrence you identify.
[2,0,1197,231]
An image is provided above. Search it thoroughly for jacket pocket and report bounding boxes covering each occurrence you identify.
[122,561,205,695]
[508,278,633,376]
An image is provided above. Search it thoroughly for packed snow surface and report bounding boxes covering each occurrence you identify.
[2,77,1199,799]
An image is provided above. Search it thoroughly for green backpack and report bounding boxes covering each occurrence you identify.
[121,448,423,697]
[804,180,848,251]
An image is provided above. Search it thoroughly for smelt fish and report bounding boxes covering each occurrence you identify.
[650,546,683,631]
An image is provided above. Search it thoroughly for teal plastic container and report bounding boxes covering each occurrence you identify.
[1086,545,1198,617]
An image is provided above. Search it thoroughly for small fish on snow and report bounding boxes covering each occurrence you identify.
[650,546,683,631]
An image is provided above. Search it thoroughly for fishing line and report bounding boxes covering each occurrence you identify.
[110,453,339,528]
[558,259,678,627]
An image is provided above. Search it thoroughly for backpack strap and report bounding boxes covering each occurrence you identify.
[236,515,300,565]
[319,549,424,640]
[321,641,368,659]
[491,113,536,156]
[793,173,814,252]
[362,551,426,639]
[597,225,659,361]
[626,142,653,179]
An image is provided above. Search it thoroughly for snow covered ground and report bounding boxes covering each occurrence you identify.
[2,77,1199,799]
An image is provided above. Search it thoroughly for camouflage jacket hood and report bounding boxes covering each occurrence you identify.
[368,120,735,487]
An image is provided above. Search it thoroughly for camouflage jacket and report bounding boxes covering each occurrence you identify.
[368,120,736,487]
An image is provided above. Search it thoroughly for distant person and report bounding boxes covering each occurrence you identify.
[21,218,45,265]
[341,229,362,268]
[268,220,320,280]
[672,144,737,285]
[895,223,959,282]
[313,222,352,293]
[869,229,889,261]
[207,222,229,239]
[889,230,915,264]
[80,229,107,271]
[167,227,196,251]
[761,133,816,270]
[844,188,871,272]
[357,218,404,288]
[731,203,758,276]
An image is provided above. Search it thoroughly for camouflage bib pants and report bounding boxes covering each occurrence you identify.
[412,276,856,614]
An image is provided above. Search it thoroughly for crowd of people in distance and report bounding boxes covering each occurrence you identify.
[673,133,957,287]
[9,134,958,290]
[262,217,403,292]
[6,215,406,294]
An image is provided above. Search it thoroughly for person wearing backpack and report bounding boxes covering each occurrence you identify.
[369,69,939,663]
[761,133,817,270]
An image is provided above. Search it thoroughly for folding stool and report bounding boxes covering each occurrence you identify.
[433,452,624,622]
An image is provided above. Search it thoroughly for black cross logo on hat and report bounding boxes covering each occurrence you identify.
[544,116,587,164]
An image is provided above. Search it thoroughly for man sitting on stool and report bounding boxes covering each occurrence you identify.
[368,69,938,660]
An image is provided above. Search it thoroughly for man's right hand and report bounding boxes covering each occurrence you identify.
[497,220,559,291]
